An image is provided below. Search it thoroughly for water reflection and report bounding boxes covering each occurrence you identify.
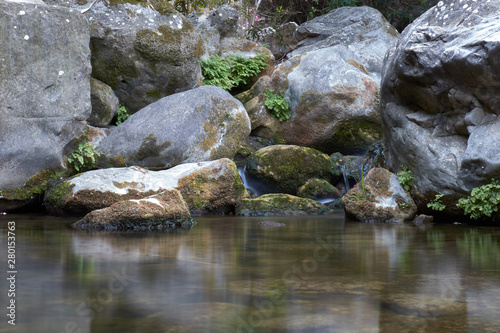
[1,214,500,332]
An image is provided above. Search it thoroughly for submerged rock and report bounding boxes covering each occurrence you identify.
[259,221,286,227]
[246,145,339,195]
[236,193,328,216]
[45,158,247,216]
[73,190,193,231]
[96,86,250,169]
[343,168,417,223]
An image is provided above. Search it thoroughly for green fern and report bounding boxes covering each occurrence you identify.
[68,142,101,172]
[116,105,130,126]
[264,89,290,121]
[200,53,269,91]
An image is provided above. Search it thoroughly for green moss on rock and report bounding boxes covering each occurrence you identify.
[236,193,328,216]
[247,145,340,194]
[1,169,69,202]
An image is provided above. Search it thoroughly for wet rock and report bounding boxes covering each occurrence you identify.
[297,178,341,201]
[412,214,434,227]
[246,145,340,195]
[343,168,417,223]
[45,158,248,216]
[73,190,193,231]
[236,193,328,216]
[96,86,250,169]
[381,0,500,214]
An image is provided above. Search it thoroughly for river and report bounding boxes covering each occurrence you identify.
[1,213,500,332]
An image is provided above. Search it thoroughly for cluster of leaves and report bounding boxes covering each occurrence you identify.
[115,105,130,126]
[68,142,101,172]
[457,180,500,220]
[427,194,446,211]
[264,88,290,121]
[200,53,269,91]
[396,165,413,191]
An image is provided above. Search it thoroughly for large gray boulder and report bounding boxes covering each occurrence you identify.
[188,5,241,56]
[0,3,90,190]
[290,6,399,81]
[97,86,250,169]
[44,158,248,216]
[240,7,398,154]
[86,2,206,113]
[381,0,500,213]
[251,45,382,154]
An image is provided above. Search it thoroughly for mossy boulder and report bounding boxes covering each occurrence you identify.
[96,86,250,169]
[297,178,341,200]
[88,77,119,127]
[73,190,193,231]
[236,193,328,216]
[44,158,247,216]
[343,168,417,223]
[246,145,340,195]
[86,2,206,113]
[0,169,69,212]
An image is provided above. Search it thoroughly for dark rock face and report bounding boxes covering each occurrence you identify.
[381,0,500,209]
[0,2,91,190]
[96,86,250,169]
[87,2,205,113]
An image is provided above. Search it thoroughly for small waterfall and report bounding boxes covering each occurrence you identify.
[236,163,278,197]
[340,165,350,192]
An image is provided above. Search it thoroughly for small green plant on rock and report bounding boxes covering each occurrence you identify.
[427,194,446,211]
[264,88,290,121]
[116,105,130,126]
[457,180,500,220]
[200,53,269,91]
[68,142,101,172]
[397,165,413,191]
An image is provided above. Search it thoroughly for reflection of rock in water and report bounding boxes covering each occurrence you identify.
[259,221,286,227]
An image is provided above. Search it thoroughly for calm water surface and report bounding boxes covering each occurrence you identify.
[1,213,500,333]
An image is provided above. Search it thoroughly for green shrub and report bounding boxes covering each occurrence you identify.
[457,180,500,220]
[264,88,290,121]
[427,194,446,211]
[397,165,413,191]
[68,142,101,172]
[200,53,269,91]
[116,105,130,126]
